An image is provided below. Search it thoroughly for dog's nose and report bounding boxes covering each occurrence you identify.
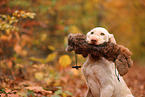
[91,39,97,44]
[91,39,97,43]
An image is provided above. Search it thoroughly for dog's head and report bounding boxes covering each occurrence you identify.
[86,27,116,45]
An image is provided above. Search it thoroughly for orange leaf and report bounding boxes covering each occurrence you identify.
[0,35,8,40]
[26,86,52,94]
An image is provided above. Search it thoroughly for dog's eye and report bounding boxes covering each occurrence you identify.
[91,32,94,34]
[101,33,105,35]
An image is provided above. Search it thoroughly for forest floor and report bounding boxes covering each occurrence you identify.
[0,62,145,97]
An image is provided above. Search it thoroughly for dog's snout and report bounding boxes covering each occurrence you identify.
[91,39,97,44]
[91,39,97,42]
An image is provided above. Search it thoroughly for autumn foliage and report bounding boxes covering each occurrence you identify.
[0,0,145,97]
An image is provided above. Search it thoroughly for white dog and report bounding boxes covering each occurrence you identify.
[82,27,133,97]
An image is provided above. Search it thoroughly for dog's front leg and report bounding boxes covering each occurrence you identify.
[85,87,94,97]
[100,85,114,97]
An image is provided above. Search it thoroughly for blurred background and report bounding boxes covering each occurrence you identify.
[0,0,145,97]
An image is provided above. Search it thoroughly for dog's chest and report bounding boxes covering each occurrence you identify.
[82,63,93,79]
[82,57,116,82]
[82,58,101,81]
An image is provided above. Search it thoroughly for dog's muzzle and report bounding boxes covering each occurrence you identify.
[91,39,98,45]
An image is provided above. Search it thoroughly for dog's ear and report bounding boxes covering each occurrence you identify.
[109,34,116,44]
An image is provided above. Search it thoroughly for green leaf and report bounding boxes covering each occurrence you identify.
[54,90,63,95]
[27,90,34,97]
[51,95,61,97]
[0,89,6,94]
[64,90,73,96]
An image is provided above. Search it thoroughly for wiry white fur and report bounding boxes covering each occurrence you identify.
[82,27,133,97]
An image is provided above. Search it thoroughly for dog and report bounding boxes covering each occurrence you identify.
[82,27,133,97]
